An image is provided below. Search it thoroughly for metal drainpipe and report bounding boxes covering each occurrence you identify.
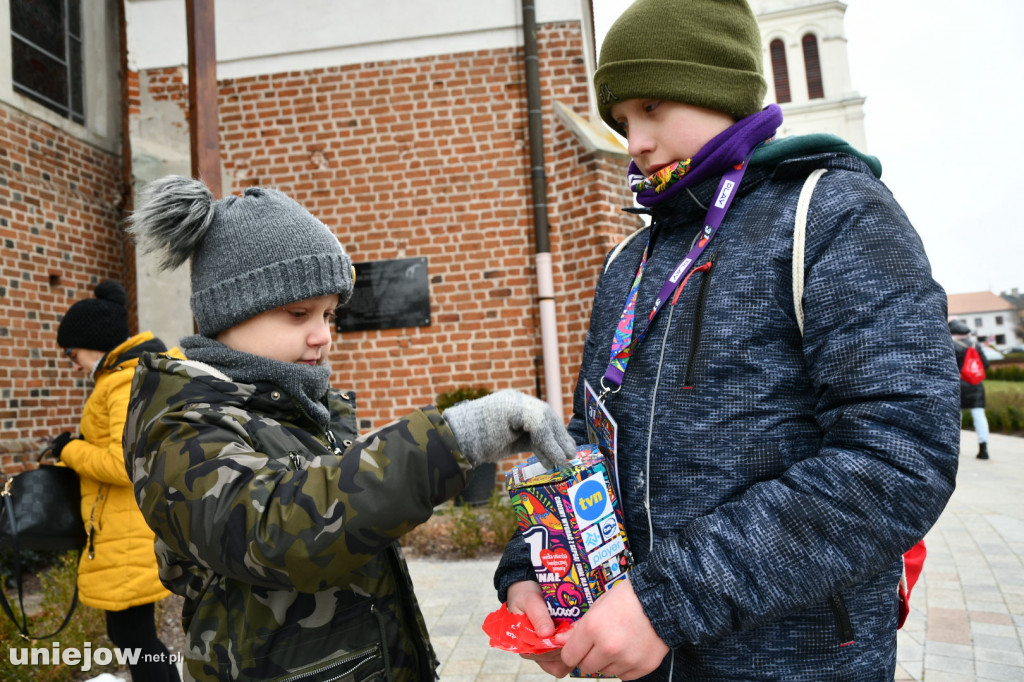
[521,0,563,416]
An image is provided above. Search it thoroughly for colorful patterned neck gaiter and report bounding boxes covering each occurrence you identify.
[628,104,784,208]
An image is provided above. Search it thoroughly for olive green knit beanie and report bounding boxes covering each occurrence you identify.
[595,0,767,135]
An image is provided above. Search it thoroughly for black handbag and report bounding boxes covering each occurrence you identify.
[0,444,86,638]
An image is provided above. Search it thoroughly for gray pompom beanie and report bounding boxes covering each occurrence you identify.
[128,176,354,337]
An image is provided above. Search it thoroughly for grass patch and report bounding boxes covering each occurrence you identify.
[0,554,111,682]
[963,380,1024,435]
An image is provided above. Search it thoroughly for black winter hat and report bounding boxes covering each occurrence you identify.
[948,319,971,336]
[57,281,130,352]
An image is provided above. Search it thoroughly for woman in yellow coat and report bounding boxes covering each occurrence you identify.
[54,280,180,682]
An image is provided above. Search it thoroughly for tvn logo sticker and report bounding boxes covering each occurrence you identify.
[568,472,613,531]
[714,179,736,208]
[599,515,619,541]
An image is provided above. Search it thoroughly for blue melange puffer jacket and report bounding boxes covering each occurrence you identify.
[497,141,960,680]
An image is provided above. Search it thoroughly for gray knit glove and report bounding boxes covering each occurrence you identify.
[443,389,573,471]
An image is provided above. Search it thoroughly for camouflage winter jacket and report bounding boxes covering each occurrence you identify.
[123,353,471,681]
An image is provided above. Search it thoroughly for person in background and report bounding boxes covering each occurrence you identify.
[495,0,960,679]
[122,176,574,681]
[950,319,990,459]
[54,280,181,682]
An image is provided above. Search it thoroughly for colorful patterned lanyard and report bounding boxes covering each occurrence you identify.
[600,153,757,398]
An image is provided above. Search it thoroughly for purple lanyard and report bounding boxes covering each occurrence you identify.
[600,154,755,397]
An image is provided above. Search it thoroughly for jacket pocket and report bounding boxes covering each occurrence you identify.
[244,596,391,682]
[277,643,386,682]
[829,593,857,647]
[679,259,715,388]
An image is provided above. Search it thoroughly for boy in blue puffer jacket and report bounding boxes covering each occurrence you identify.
[495,0,960,679]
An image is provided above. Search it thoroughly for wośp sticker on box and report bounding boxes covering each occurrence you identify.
[506,444,633,625]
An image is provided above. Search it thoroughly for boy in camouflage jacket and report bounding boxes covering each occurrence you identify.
[123,176,573,681]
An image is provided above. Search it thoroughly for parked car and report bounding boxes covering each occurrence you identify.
[980,346,1005,361]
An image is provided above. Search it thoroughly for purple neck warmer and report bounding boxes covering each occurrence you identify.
[629,104,784,208]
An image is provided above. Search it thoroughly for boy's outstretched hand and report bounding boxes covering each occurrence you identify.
[443,389,573,470]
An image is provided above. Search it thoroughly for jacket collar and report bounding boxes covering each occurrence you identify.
[96,331,168,376]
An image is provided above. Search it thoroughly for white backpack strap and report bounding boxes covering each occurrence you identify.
[604,226,648,273]
[793,169,828,336]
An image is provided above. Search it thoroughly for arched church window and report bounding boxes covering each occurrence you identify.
[802,33,824,99]
[769,39,791,104]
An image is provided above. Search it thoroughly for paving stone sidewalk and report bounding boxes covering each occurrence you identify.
[895,431,1024,681]
[408,430,1024,681]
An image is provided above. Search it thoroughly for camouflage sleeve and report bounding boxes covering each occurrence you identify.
[126,371,469,592]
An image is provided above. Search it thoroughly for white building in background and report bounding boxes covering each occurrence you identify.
[752,0,867,149]
[948,292,1023,350]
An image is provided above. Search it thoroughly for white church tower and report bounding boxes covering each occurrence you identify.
[752,0,867,149]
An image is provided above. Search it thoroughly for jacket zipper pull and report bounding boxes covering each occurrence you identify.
[325,429,343,456]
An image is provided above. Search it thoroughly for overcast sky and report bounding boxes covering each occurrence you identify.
[591,0,1024,297]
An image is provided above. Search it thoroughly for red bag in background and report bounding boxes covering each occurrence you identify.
[961,346,986,385]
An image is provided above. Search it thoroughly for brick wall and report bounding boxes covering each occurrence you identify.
[0,104,125,472]
[0,21,636,475]
[134,22,635,433]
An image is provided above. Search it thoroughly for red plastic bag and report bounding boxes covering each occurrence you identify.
[961,346,986,385]
[482,603,573,654]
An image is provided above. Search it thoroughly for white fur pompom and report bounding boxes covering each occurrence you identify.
[127,175,216,270]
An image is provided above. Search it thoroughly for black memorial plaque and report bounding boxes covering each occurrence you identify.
[336,257,431,332]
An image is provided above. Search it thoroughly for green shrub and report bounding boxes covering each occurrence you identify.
[435,386,491,412]
[0,548,63,583]
[1005,405,1024,432]
[964,381,1024,435]
[401,493,518,559]
[988,364,1024,382]
[447,504,484,557]
[484,492,520,549]
[988,408,1005,432]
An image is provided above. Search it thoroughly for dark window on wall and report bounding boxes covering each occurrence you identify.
[769,39,791,104]
[10,0,84,124]
[995,315,1004,325]
[802,33,824,99]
